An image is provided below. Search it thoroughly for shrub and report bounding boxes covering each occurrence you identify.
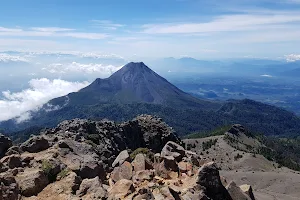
[57,168,69,180]
[41,159,56,182]
[130,148,154,161]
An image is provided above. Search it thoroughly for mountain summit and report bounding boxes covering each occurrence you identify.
[50,62,216,109]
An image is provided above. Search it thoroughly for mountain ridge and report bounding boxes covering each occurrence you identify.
[1,62,300,138]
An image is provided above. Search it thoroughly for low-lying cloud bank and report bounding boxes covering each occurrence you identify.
[44,62,122,77]
[0,78,89,122]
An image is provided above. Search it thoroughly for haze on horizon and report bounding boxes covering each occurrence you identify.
[1,0,300,122]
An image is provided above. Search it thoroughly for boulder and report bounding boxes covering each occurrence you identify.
[16,169,49,197]
[7,155,22,169]
[76,177,107,199]
[162,156,178,172]
[20,136,49,153]
[78,161,105,180]
[133,188,154,200]
[110,161,133,182]
[178,161,192,173]
[120,115,181,153]
[108,179,135,199]
[196,162,232,200]
[133,170,155,183]
[132,153,153,172]
[0,134,12,158]
[152,186,175,200]
[240,184,255,200]
[226,181,251,200]
[0,175,20,200]
[161,141,185,162]
[34,172,82,200]
[112,150,130,168]
[5,146,20,156]
[180,186,209,200]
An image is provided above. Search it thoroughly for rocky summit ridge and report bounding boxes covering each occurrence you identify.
[0,115,255,200]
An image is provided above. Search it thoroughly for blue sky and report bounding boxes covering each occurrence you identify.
[1,0,300,59]
[2,0,300,122]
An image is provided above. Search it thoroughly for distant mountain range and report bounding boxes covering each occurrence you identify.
[1,62,300,138]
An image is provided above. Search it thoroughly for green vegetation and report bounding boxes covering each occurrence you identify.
[184,125,232,139]
[41,159,56,182]
[130,147,154,161]
[202,139,218,151]
[57,168,69,179]
[234,153,243,161]
[258,137,300,171]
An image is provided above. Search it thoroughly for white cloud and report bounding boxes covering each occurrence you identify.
[142,13,300,34]
[261,74,273,77]
[285,54,300,62]
[0,27,23,32]
[60,32,108,39]
[0,53,29,62]
[0,78,89,122]
[90,20,125,30]
[44,62,122,76]
[31,27,75,32]
[0,26,108,40]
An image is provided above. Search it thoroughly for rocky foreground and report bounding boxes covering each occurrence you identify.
[0,115,255,200]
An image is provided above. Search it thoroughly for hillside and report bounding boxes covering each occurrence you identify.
[0,115,257,200]
[183,124,300,200]
[1,62,300,139]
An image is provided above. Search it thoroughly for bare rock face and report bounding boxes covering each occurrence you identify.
[0,134,12,158]
[240,184,256,200]
[196,162,233,200]
[0,117,258,200]
[5,146,21,156]
[226,181,251,200]
[0,175,20,200]
[20,136,49,153]
[16,169,49,197]
[120,115,181,152]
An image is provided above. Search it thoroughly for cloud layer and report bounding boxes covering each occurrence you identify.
[0,78,89,122]
[43,62,122,77]
[285,54,300,62]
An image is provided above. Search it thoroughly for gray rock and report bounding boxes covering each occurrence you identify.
[7,155,22,169]
[240,184,256,200]
[108,179,135,200]
[76,177,107,199]
[20,136,49,153]
[0,175,20,200]
[112,150,130,168]
[162,156,178,172]
[132,153,153,172]
[17,169,49,197]
[133,188,154,200]
[111,161,133,182]
[5,146,21,156]
[226,181,251,200]
[78,161,105,180]
[161,141,185,162]
[196,162,232,200]
[0,134,12,158]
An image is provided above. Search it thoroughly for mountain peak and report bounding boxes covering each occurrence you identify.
[120,61,150,72]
